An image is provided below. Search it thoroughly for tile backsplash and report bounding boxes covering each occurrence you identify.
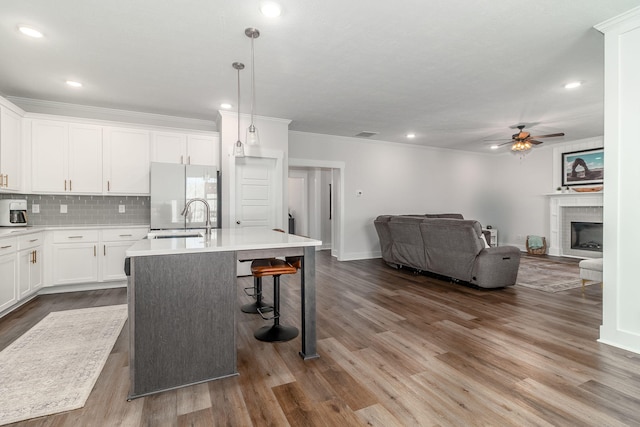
[0,193,150,226]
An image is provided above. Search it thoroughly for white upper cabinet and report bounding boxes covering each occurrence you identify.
[103,127,150,194]
[186,134,218,166]
[151,131,218,166]
[31,120,67,193]
[31,120,102,194]
[151,131,187,164]
[0,106,22,191]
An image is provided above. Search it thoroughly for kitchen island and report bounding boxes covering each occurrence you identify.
[125,228,321,399]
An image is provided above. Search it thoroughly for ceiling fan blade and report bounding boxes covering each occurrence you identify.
[529,140,544,145]
[529,132,565,139]
[496,141,513,147]
[518,131,530,139]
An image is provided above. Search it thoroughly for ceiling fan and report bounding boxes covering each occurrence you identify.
[490,125,565,152]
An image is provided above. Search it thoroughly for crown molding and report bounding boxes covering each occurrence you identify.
[594,6,640,34]
[6,96,217,131]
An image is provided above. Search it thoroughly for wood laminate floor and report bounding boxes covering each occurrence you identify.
[1,251,638,426]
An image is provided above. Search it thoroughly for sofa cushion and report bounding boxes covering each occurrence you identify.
[388,216,428,269]
[420,219,484,281]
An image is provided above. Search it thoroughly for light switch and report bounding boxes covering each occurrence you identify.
[119,205,126,213]
[60,204,67,213]
[32,204,40,213]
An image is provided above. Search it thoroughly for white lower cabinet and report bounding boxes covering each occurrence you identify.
[0,238,18,313]
[100,228,148,282]
[48,227,147,287]
[18,232,43,298]
[51,230,99,285]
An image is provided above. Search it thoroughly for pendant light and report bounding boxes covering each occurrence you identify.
[245,27,260,146]
[232,62,245,157]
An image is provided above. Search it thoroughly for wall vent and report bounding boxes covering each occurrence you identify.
[355,131,378,138]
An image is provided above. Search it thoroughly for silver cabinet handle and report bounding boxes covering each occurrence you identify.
[1,245,12,249]
[68,236,84,239]
[119,234,133,237]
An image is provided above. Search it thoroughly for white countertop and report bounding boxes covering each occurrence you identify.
[126,228,322,257]
[0,224,149,239]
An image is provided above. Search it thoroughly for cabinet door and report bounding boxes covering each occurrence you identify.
[101,241,131,281]
[0,253,17,312]
[52,243,98,285]
[104,127,150,194]
[30,247,43,292]
[151,132,187,164]
[69,124,103,193]
[0,107,22,191]
[187,135,218,166]
[18,249,32,298]
[31,120,68,193]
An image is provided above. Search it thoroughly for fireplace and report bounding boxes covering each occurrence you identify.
[570,221,603,252]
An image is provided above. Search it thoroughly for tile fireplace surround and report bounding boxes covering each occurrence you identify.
[547,192,604,258]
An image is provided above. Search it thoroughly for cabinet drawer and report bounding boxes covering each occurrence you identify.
[52,229,99,243]
[18,232,44,250]
[101,228,148,242]
[0,238,17,255]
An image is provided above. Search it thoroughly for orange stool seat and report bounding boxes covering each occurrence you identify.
[250,258,299,342]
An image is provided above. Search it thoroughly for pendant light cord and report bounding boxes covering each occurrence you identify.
[250,35,256,127]
[237,66,241,141]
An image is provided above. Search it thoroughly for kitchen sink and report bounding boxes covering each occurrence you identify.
[147,230,205,239]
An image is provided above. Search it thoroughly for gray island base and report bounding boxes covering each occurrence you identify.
[125,229,320,399]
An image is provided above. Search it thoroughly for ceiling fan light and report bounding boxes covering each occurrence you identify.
[511,141,532,152]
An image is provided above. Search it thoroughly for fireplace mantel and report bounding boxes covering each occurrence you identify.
[547,192,603,257]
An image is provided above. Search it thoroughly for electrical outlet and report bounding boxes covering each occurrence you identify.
[60,204,67,214]
[32,204,40,213]
[119,205,126,213]
[516,234,523,242]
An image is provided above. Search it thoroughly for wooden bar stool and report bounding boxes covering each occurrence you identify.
[251,258,299,342]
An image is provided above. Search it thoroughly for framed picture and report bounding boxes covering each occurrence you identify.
[561,148,604,187]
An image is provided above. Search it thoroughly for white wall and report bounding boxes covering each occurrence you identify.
[289,130,605,258]
[597,7,640,354]
[289,131,495,259]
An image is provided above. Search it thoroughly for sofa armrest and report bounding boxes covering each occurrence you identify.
[470,246,521,288]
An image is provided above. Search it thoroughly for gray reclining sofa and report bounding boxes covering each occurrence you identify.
[374,214,521,288]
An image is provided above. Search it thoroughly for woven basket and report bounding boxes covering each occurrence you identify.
[526,236,547,255]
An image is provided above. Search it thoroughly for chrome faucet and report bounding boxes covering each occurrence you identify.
[181,198,212,237]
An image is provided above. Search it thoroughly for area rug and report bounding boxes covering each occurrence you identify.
[0,304,128,425]
[515,255,590,293]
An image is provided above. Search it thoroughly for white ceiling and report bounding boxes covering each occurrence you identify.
[1,0,639,152]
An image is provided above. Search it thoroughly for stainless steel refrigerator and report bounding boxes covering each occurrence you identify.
[150,162,221,230]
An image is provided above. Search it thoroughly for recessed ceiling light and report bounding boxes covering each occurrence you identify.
[564,81,582,89]
[65,80,83,88]
[490,145,499,150]
[406,133,416,139]
[18,26,43,38]
[220,103,232,109]
[260,2,282,17]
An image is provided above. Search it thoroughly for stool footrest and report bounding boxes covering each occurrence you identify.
[243,285,258,297]
[257,306,278,320]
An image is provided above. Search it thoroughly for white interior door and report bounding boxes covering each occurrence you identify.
[234,157,278,276]
[234,157,277,229]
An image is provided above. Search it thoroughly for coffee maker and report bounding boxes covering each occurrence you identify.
[0,199,28,226]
